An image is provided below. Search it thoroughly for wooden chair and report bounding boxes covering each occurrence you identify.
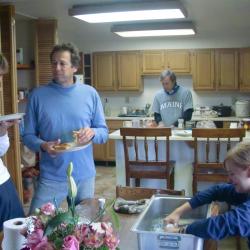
[116,185,185,200]
[120,127,175,189]
[192,128,245,194]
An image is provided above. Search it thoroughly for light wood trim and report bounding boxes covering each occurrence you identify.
[34,19,58,85]
[0,4,23,199]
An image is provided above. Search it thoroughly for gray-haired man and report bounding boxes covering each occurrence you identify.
[152,69,193,127]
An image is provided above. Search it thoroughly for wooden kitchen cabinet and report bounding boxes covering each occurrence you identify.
[215,49,238,90]
[142,50,190,75]
[93,120,124,162]
[93,51,141,91]
[165,50,190,73]
[239,48,250,91]
[93,52,116,91]
[142,50,165,74]
[116,51,141,91]
[191,49,215,90]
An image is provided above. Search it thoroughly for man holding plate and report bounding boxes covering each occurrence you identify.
[23,43,108,213]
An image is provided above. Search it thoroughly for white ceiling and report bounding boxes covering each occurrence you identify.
[5,0,250,51]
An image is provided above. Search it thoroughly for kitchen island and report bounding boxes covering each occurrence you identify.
[109,129,250,196]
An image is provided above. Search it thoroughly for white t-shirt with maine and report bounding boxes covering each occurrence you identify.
[0,134,10,185]
[152,86,193,126]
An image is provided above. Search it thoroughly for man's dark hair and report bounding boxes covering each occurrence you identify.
[0,53,9,73]
[50,43,80,68]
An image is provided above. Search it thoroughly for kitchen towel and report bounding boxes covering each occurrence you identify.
[2,217,26,250]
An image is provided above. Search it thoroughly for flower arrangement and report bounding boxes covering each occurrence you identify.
[21,162,120,250]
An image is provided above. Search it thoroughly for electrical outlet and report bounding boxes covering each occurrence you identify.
[125,96,130,103]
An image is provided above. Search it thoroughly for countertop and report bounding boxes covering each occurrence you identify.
[109,129,250,141]
[105,116,250,121]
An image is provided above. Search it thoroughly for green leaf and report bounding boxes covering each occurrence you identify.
[44,211,74,236]
[108,208,120,230]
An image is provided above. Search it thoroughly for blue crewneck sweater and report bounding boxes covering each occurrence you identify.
[186,184,250,248]
[23,81,108,182]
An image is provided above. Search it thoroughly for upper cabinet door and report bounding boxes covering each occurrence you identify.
[165,50,190,73]
[239,48,250,91]
[215,49,238,90]
[192,50,215,90]
[93,52,116,91]
[142,50,165,74]
[116,51,141,91]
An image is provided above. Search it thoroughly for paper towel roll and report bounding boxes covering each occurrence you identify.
[2,217,26,250]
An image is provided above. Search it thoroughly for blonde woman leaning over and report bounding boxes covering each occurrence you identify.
[164,141,250,249]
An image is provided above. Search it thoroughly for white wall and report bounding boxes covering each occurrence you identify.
[100,76,250,116]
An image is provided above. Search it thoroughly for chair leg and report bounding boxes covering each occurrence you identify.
[135,178,140,187]
[126,176,130,186]
[192,173,197,195]
[170,170,174,189]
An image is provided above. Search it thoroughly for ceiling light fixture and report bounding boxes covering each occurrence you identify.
[69,1,186,23]
[111,22,196,37]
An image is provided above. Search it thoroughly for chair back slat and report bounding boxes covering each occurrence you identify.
[216,138,220,163]
[206,138,209,163]
[116,185,185,200]
[120,127,174,189]
[134,136,138,161]
[154,137,158,161]
[192,128,246,194]
[144,137,148,161]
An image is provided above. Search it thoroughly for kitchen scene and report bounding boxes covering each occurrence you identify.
[0,0,250,250]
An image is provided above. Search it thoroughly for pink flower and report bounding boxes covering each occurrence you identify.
[34,218,44,230]
[83,231,104,249]
[34,240,54,250]
[104,233,120,250]
[40,202,55,216]
[27,229,47,250]
[101,222,113,236]
[62,235,79,250]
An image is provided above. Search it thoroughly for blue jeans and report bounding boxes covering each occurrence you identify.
[29,177,95,214]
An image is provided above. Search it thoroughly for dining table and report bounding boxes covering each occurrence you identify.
[79,199,217,250]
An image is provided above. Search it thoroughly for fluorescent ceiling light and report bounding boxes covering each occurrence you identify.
[111,22,196,37]
[69,1,186,23]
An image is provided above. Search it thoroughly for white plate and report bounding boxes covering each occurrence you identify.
[0,113,25,122]
[174,130,192,137]
[54,141,91,153]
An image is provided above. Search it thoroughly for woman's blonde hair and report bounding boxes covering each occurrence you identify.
[224,141,250,169]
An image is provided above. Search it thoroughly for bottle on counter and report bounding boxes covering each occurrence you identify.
[178,119,184,129]
[104,98,111,116]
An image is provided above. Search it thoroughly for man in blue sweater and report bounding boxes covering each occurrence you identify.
[164,141,250,248]
[23,43,108,213]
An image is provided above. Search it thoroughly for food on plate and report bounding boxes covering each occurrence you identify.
[73,130,80,143]
[53,143,72,151]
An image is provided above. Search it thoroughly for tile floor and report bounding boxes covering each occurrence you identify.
[24,166,248,250]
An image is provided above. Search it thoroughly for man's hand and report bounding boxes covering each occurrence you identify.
[0,120,20,136]
[75,128,95,144]
[41,139,61,156]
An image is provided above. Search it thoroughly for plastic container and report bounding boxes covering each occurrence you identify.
[235,100,250,117]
